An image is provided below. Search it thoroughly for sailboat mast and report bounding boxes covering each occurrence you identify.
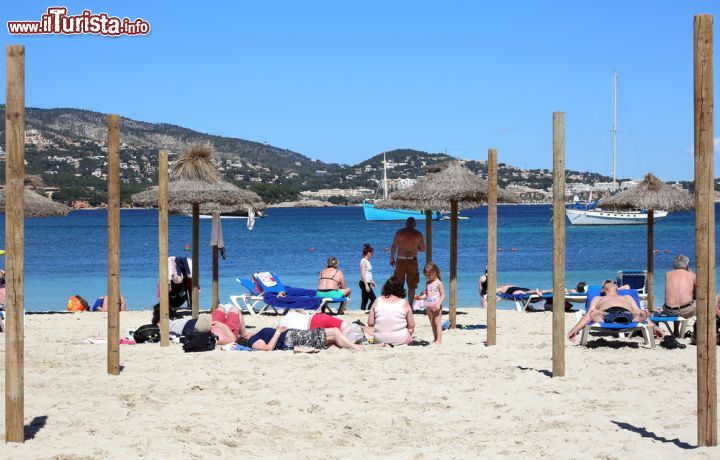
[382,152,388,199]
[612,71,618,190]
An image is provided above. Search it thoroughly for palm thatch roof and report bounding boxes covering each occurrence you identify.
[170,200,266,215]
[131,143,261,207]
[374,198,478,212]
[391,162,520,205]
[599,173,693,212]
[0,188,70,218]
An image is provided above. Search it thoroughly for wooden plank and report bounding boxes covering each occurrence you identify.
[192,203,200,318]
[487,148,498,346]
[552,112,566,378]
[107,114,121,376]
[158,150,170,347]
[5,43,25,444]
[694,13,717,447]
[449,201,458,328]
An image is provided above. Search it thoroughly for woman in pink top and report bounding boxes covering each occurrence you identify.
[368,276,415,345]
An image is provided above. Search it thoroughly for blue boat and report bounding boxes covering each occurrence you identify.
[362,153,442,221]
[362,200,441,221]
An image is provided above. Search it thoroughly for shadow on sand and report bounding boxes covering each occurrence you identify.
[611,421,696,450]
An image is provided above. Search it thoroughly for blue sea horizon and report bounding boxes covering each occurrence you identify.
[0,204,712,313]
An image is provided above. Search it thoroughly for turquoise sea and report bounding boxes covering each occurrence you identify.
[0,204,714,312]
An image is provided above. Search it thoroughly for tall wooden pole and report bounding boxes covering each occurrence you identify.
[425,209,433,264]
[211,211,220,312]
[694,13,717,447]
[107,114,121,375]
[192,203,200,318]
[552,112,566,378]
[5,44,25,444]
[158,150,170,347]
[449,200,458,328]
[487,149,498,346]
[646,210,654,311]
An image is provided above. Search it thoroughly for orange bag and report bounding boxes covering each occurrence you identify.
[67,295,89,312]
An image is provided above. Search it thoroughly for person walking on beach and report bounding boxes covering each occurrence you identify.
[414,263,445,345]
[359,244,377,311]
[662,254,696,318]
[389,217,425,303]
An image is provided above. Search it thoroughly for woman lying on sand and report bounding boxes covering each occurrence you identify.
[237,325,363,351]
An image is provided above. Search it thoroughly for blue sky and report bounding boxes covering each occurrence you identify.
[2,1,720,180]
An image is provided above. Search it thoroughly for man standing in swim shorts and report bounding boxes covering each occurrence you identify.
[390,217,426,304]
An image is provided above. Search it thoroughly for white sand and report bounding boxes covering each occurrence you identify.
[0,309,717,459]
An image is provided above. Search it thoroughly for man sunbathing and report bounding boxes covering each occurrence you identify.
[567,279,660,342]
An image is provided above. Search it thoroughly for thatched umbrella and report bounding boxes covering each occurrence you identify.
[390,162,519,327]
[600,173,693,310]
[0,188,70,218]
[131,143,261,317]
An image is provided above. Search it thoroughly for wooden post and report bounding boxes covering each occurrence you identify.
[107,114,121,375]
[694,13,717,447]
[449,200,458,328]
[192,203,200,318]
[425,209,433,264]
[212,211,220,312]
[487,148,498,346]
[552,112,566,378]
[647,210,654,311]
[158,150,170,347]
[5,44,25,444]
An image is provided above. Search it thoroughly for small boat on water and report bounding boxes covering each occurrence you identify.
[566,72,667,226]
[363,153,441,221]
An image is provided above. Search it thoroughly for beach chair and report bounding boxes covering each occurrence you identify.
[228,272,347,315]
[649,311,689,338]
[579,287,656,349]
[497,291,553,312]
[616,270,647,294]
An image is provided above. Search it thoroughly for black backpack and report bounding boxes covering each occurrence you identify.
[133,324,161,344]
[182,332,217,352]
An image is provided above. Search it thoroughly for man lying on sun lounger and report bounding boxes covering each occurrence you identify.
[496,285,551,297]
[567,279,662,342]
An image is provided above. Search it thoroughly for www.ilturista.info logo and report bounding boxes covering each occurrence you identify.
[7,7,150,36]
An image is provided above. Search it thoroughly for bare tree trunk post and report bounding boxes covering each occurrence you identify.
[425,209,433,264]
[158,150,170,347]
[449,200,458,328]
[487,148,498,346]
[212,211,220,312]
[5,44,25,444]
[647,210,654,311]
[552,112,566,378]
[107,114,121,375]
[694,13,717,447]
[192,203,200,319]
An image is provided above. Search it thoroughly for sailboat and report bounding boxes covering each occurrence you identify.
[362,153,442,221]
[565,73,667,226]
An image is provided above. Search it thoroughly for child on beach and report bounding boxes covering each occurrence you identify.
[414,263,445,345]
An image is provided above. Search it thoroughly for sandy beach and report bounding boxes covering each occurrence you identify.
[0,308,716,459]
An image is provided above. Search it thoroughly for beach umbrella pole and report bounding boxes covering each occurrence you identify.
[5,44,25,443]
[552,112,566,378]
[449,200,458,328]
[107,114,121,375]
[647,210,654,311]
[425,209,433,264]
[192,203,200,318]
[487,149,498,346]
[693,13,717,447]
[212,211,219,312]
[158,150,170,347]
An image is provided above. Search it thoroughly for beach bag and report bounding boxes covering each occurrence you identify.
[133,324,161,343]
[182,332,217,352]
[67,295,89,312]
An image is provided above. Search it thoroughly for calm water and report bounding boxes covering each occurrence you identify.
[0,204,713,311]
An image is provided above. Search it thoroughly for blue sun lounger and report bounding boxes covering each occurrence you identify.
[579,287,656,348]
[229,272,347,315]
[497,291,553,312]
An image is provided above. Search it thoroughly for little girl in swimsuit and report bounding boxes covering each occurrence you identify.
[414,263,445,345]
